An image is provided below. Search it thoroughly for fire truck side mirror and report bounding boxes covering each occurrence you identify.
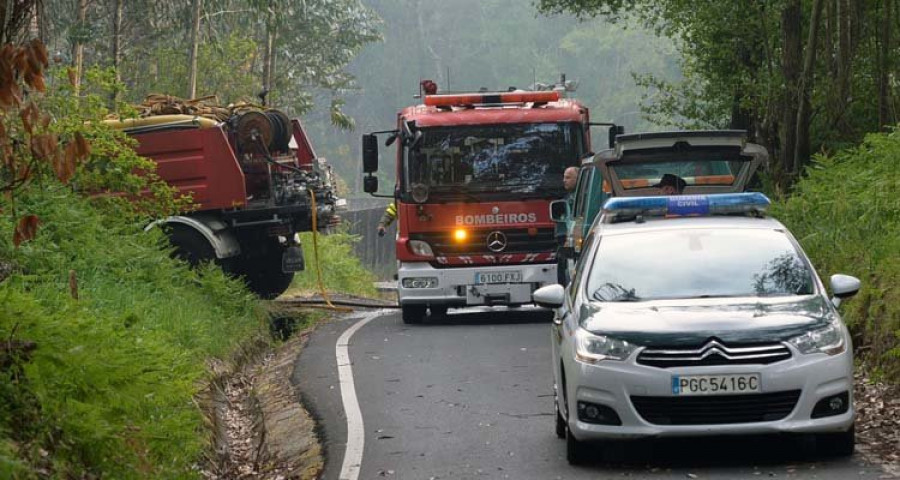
[550,199,570,222]
[363,175,379,193]
[362,134,379,173]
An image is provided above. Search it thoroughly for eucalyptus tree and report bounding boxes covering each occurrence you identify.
[38,0,380,123]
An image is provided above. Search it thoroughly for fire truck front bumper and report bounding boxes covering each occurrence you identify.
[397,262,557,307]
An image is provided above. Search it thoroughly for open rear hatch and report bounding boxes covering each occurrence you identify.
[597,130,767,196]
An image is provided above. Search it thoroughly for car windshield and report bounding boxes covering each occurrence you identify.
[610,149,751,190]
[406,122,581,199]
[585,228,815,302]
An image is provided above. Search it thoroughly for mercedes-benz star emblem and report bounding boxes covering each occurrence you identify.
[486,231,508,252]
[491,206,500,214]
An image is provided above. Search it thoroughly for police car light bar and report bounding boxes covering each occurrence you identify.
[602,192,771,222]
[424,90,561,107]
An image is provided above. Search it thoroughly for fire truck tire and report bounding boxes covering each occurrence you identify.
[429,305,448,317]
[234,251,294,300]
[168,224,216,267]
[401,305,426,324]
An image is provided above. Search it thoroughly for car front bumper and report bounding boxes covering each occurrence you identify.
[564,346,854,440]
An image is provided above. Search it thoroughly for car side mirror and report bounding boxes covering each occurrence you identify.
[533,284,565,309]
[829,274,860,308]
[362,134,379,173]
[363,175,378,194]
[550,200,570,222]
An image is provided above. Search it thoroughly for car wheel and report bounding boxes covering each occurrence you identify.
[555,405,566,439]
[401,305,426,324]
[566,426,589,465]
[817,425,855,457]
[429,305,448,317]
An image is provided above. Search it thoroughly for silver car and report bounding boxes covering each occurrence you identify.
[534,193,862,465]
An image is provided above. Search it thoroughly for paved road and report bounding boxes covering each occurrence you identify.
[292,308,894,480]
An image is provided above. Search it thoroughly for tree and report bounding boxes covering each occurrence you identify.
[537,0,900,187]
[39,0,380,119]
[188,0,201,98]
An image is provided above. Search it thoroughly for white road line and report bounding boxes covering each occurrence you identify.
[336,310,383,480]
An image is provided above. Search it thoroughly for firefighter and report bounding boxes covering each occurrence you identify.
[376,201,397,237]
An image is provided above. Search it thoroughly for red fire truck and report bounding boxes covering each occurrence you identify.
[362,83,616,323]
[108,110,340,299]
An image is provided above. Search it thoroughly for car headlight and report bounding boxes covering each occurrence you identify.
[787,317,846,355]
[574,328,637,363]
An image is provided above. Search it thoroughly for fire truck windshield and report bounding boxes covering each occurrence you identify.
[405,122,581,200]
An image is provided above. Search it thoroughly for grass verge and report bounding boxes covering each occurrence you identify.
[286,229,377,298]
[772,128,900,381]
[0,188,269,479]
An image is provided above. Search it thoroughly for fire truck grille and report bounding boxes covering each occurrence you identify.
[410,228,557,256]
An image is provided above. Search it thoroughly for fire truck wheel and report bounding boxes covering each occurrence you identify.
[429,305,448,317]
[238,262,294,300]
[401,305,426,324]
[168,225,216,267]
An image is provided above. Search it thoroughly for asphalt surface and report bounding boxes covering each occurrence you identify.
[292,307,895,480]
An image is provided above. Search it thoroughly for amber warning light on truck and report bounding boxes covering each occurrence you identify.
[424,90,561,107]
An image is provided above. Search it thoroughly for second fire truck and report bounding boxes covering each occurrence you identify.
[363,81,617,323]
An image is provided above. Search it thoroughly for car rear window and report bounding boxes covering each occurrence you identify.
[610,148,752,190]
[585,228,814,302]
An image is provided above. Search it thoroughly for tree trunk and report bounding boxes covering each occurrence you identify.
[72,0,88,95]
[28,1,40,40]
[188,0,202,99]
[825,0,836,77]
[110,0,123,105]
[837,0,852,107]
[878,0,892,127]
[780,0,802,180]
[793,0,825,173]
[262,1,276,98]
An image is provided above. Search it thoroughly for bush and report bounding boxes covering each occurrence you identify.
[772,128,900,381]
[0,188,267,478]
[289,229,377,298]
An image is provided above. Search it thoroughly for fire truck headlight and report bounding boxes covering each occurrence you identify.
[408,240,435,258]
[453,229,468,242]
[401,277,438,289]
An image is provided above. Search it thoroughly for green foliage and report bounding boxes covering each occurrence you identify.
[290,230,377,298]
[538,0,900,184]
[129,33,260,103]
[0,187,266,479]
[772,128,900,380]
[43,0,381,120]
[41,67,190,219]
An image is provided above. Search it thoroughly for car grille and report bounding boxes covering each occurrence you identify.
[410,228,556,256]
[631,390,801,425]
[637,340,792,368]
